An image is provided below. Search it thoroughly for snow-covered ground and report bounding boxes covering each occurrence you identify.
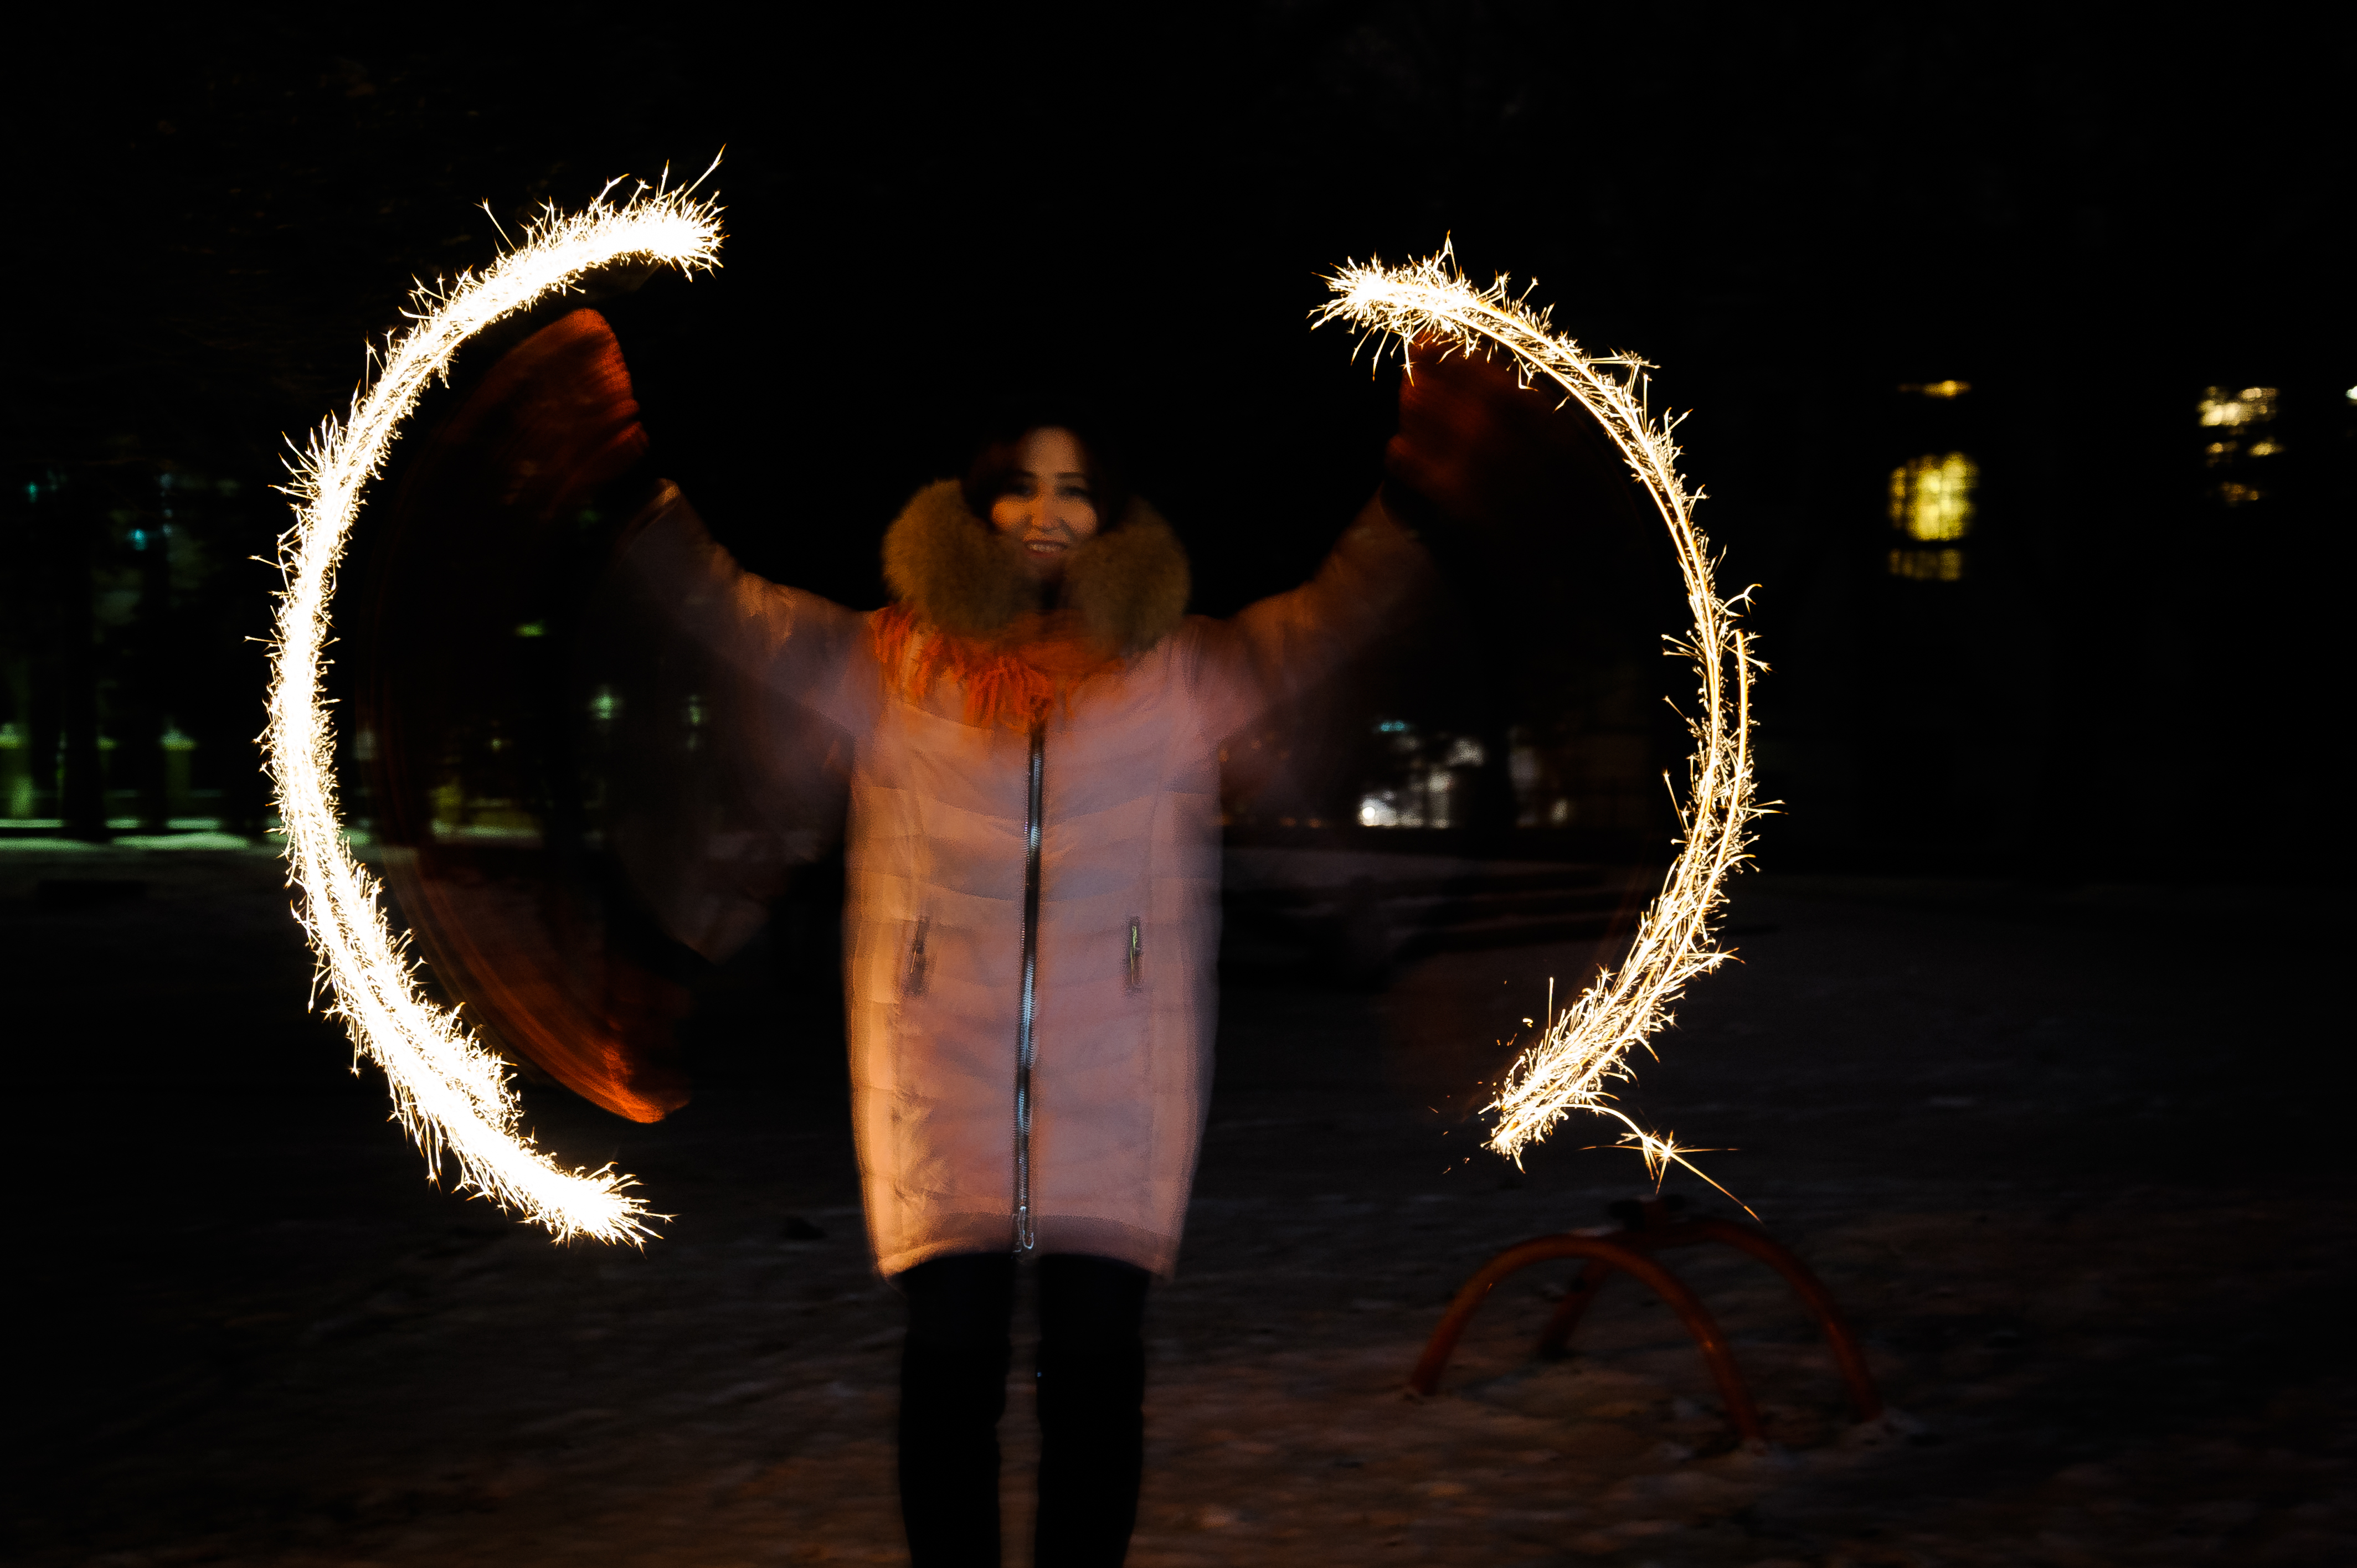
[6,846,2348,1565]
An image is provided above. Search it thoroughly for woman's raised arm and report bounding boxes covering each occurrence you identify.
[591,482,877,964]
[355,310,873,1122]
[1196,489,1435,741]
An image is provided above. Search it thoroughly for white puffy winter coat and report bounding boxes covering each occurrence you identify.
[614,478,1428,1276]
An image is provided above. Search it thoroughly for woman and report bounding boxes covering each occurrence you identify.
[380,307,1538,1565]
[614,403,1432,1562]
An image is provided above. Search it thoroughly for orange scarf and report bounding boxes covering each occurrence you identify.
[872,602,1126,731]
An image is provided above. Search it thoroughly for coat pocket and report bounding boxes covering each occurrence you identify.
[904,915,930,997]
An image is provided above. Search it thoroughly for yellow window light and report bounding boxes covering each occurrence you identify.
[2197,386,2278,431]
[1888,452,1978,543]
[1888,547,1965,581]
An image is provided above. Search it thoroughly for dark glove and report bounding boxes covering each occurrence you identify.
[441,307,656,549]
[1383,338,1630,543]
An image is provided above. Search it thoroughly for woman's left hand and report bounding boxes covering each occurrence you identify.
[1383,339,1620,537]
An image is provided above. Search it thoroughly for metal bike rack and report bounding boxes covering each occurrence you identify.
[1408,1195,1880,1446]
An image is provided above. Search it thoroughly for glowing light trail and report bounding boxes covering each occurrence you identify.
[267,174,723,1242]
[1315,245,1766,1181]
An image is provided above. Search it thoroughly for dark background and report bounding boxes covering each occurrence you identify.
[9,8,2351,875]
[6,14,2355,1563]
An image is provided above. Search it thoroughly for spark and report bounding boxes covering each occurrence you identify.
[1314,243,1768,1178]
[266,171,724,1242]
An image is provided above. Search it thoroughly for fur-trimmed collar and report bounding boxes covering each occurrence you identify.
[881,479,1189,655]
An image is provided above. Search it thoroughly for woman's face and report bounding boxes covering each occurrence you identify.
[989,426,1100,584]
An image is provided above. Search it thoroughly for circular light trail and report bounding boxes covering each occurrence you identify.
[1315,246,1765,1185]
[275,193,1744,1234]
[267,174,722,1242]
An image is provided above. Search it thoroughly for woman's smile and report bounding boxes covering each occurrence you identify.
[989,426,1101,585]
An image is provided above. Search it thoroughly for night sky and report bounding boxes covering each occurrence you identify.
[11,11,2353,868]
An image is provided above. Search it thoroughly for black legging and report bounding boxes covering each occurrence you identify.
[896,1251,1150,1567]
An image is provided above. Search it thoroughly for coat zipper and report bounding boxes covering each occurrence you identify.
[905,914,929,996]
[1013,720,1046,1252]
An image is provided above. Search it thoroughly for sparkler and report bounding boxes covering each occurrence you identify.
[266,172,723,1242]
[1315,245,1766,1180]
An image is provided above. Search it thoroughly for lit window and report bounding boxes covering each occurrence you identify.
[2196,386,2281,506]
[1888,452,1978,546]
[2197,386,2277,430]
[1888,548,1965,581]
[1897,380,1972,399]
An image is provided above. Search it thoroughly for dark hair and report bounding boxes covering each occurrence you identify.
[959,399,1134,529]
